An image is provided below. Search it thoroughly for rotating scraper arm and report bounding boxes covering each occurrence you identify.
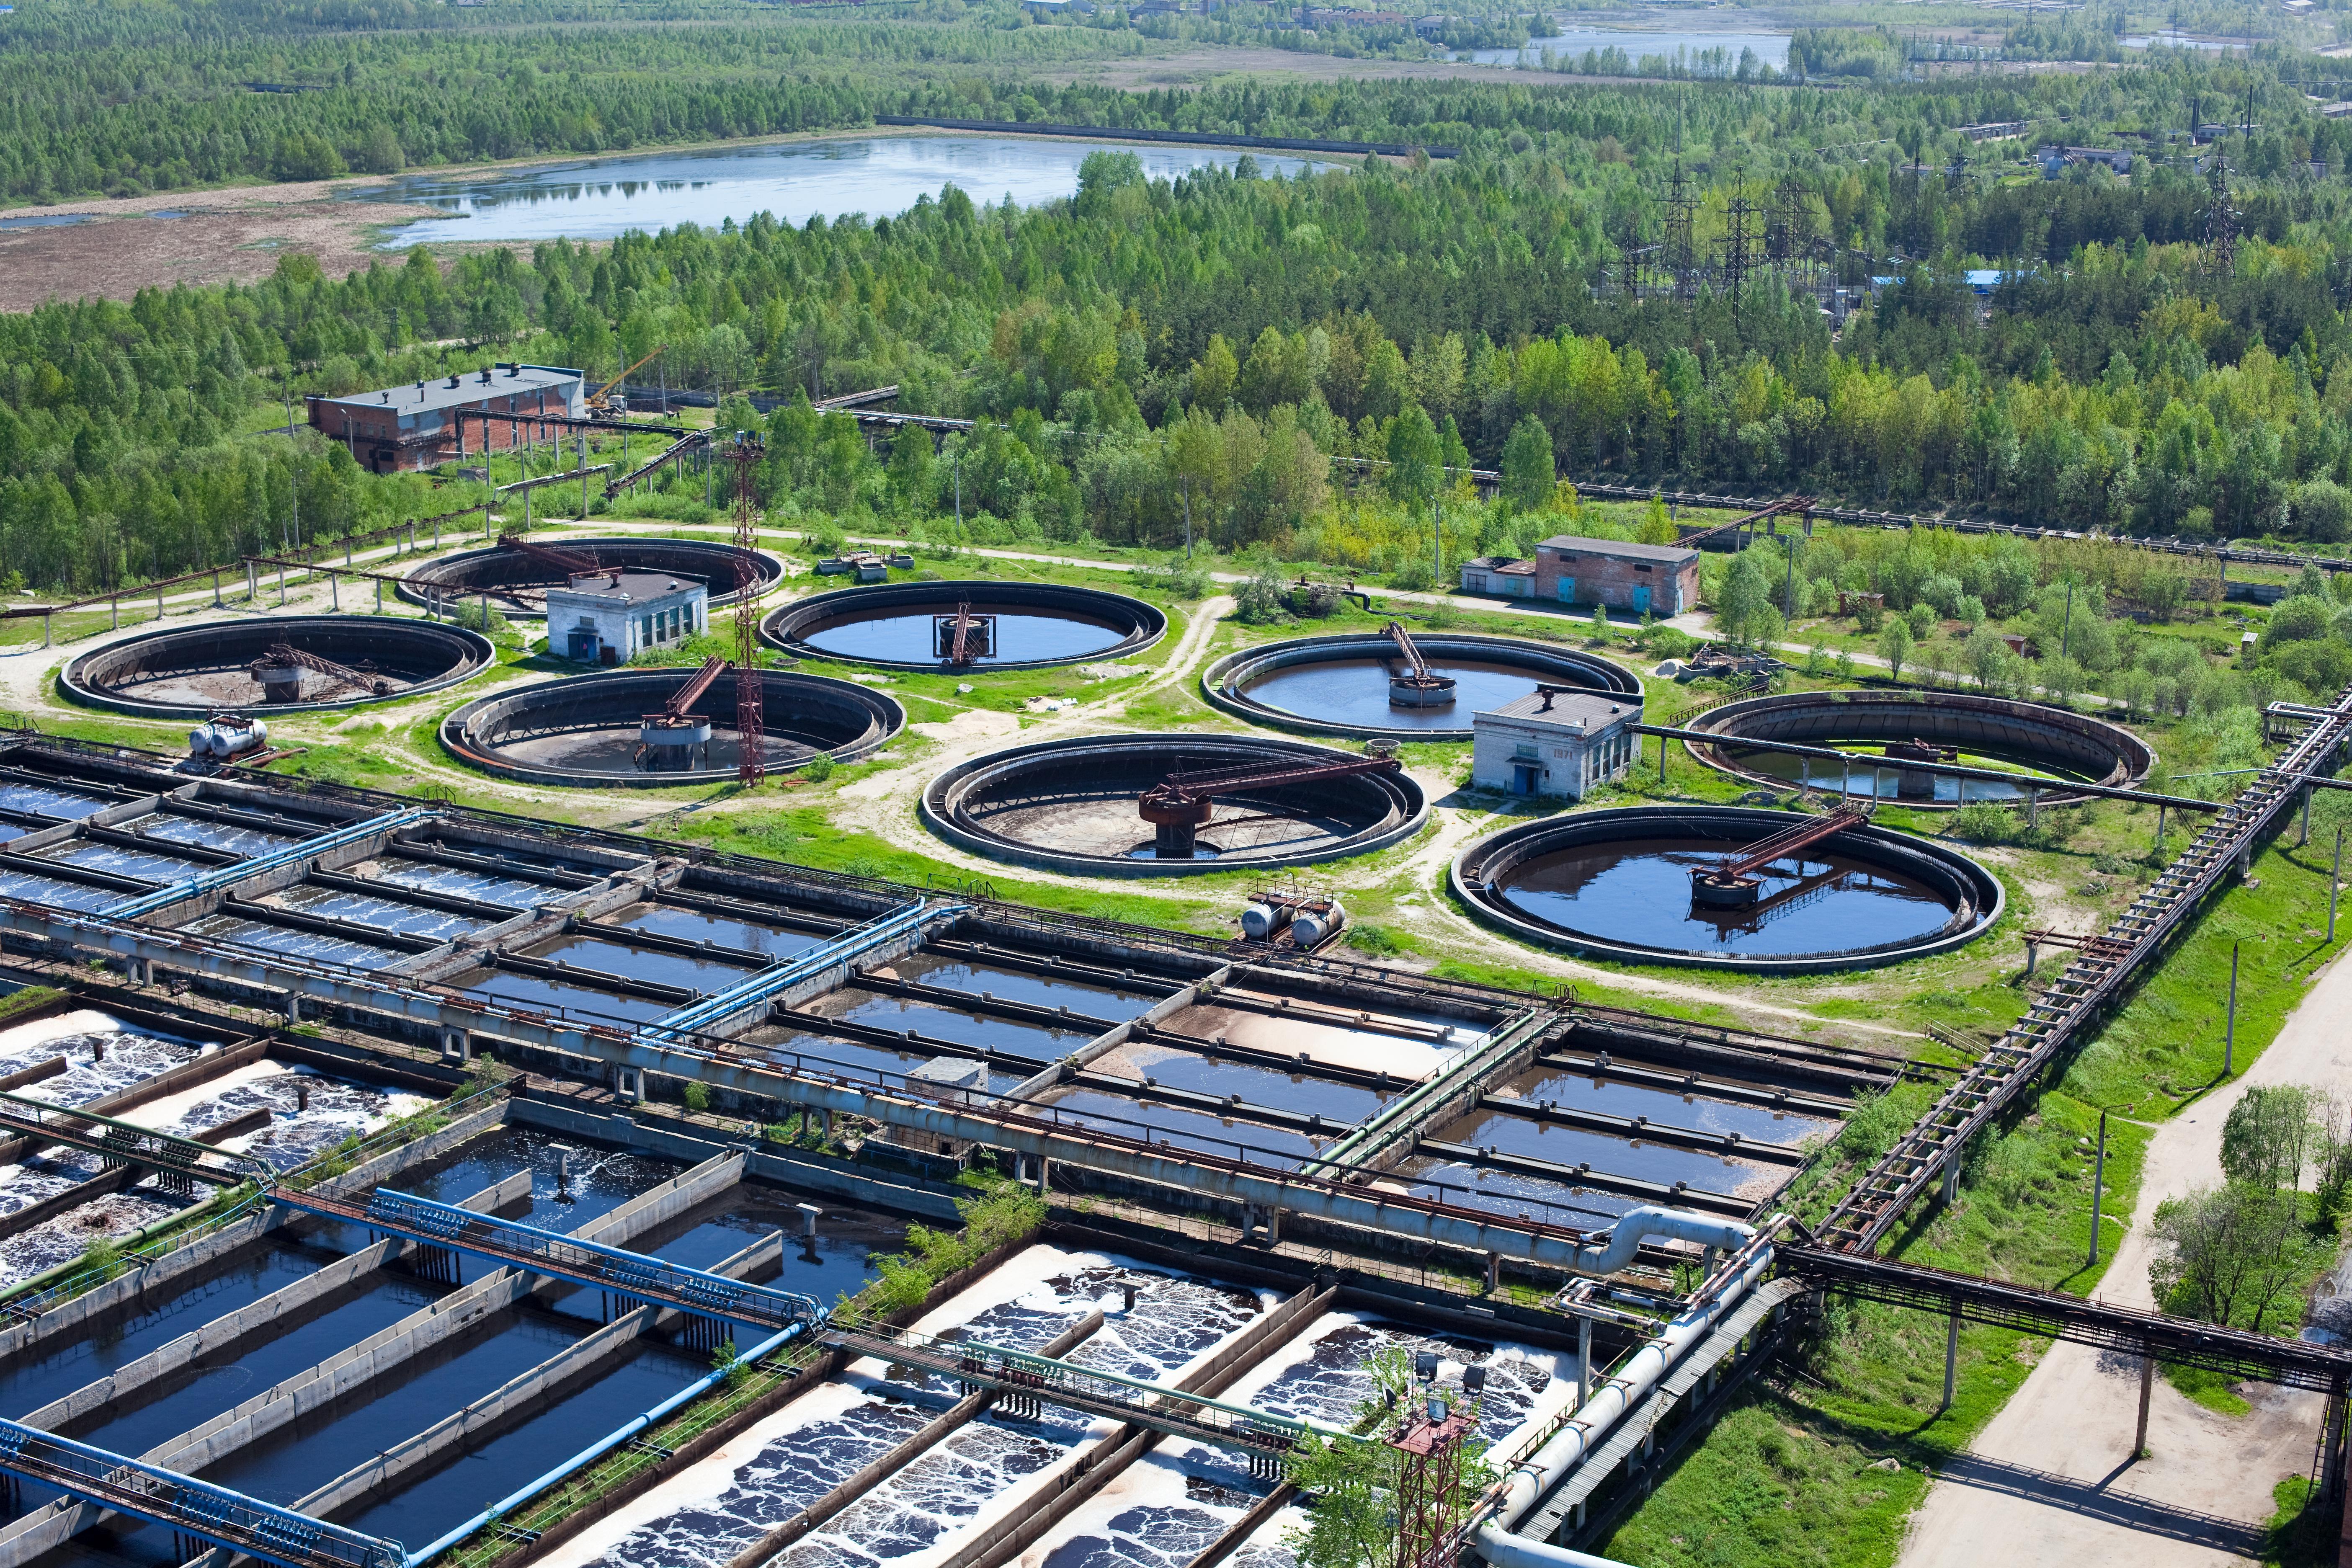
[498,534,600,578]
[1141,754,1402,812]
[665,656,727,720]
[1384,619,1434,681]
[248,642,388,696]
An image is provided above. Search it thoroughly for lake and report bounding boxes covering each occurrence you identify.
[1463,25,1790,68]
[346,134,1331,248]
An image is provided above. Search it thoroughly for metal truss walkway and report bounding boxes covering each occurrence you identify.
[639,897,965,1048]
[102,807,436,921]
[268,1188,823,1330]
[0,1091,256,1186]
[1782,1246,2352,1390]
[817,1321,1353,1461]
[0,1417,404,1568]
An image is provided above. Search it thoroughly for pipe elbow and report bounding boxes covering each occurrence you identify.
[1575,1206,1755,1275]
[1473,1520,1635,1568]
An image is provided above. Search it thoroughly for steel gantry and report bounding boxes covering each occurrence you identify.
[0,1418,405,1568]
[266,1187,825,1330]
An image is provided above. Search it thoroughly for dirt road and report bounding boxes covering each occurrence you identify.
[1896,948,2352,1565]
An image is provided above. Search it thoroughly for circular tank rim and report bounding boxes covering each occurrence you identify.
[397,537,788,619]
[1680,688,2156,809]
[761,580,1168,672]
[59,615,497,720]
[1201,631,1643,740]
[1449,804,2005,974]
[438,666,905,789]
[923,730,1430,877]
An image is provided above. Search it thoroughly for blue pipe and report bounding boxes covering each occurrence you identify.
[402,1320,808,1568]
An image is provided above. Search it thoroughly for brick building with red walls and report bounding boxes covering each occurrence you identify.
[1533,535,1702,616]
[306,363,584,473]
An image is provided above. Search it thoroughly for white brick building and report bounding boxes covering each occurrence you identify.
[1471,689,1639,799]
[546,570,709,665]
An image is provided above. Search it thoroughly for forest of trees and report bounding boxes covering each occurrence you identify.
[9,12,2352,638]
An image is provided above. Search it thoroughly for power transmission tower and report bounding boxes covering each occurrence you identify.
[1722,192,1761,326]
[2204,148,2236,278]
[1665,160,1701,304]
[727,431,767,787]
[1393,1374,1478,1568]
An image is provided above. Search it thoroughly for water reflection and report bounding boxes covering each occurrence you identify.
[351,136,1328,247]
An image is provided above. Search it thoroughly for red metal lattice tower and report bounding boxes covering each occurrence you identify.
[728,433,766,787]
[1392,1401,1475,1568]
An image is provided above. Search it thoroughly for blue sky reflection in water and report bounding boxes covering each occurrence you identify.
[353,135,1328,248]
[1496,837,1957,960]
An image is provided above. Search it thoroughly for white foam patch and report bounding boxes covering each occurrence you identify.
[115,1060,282,1131]
[0,1008,129,1057]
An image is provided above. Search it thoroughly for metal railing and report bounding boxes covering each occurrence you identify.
[0,1417,404,1568]
[267,1187,824,1329]
[102,807,438,921]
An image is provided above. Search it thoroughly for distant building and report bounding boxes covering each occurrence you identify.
[547,569,708,666]
[306,363,584,474]
[1458,555,1537,598]
[1534,536,1700,616]
[1471,689,1638,799]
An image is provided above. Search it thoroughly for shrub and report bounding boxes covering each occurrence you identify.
[682,1081,712,1114]
[801,752,836,783]
[1236,564,1292,624]
[1951,801,2020,844]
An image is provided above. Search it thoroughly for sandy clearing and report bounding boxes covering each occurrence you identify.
[1896,945,2352,1567]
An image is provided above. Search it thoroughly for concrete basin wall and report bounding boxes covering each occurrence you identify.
[1450,805,2004,974]
[61,616,496,719]
[1201,631,1641,740]
[401,537,784,616]
[439,667,903,788]
[923,732,1428,876]
[1683,689,2154,807]
[762,580,1167,672]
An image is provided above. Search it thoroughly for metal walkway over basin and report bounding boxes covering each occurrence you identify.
[0,1089,257,1186]
[268,1187,824,1330]
[817,1321,1355,1459]
[102,807,437,921]
[640,897,966,1047]
[0,1417,404,1568]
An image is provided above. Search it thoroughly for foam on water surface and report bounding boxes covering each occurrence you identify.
[118,1063,429,1171]
[547,1245,1274,1568]
[0,1014,199,1107]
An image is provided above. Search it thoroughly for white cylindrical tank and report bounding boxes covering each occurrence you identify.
[1241,900,1293,941]
[193,720,266,759]
[1291,900,1346,948]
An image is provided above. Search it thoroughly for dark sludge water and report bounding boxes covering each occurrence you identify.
[1495,836,1958,959]
[801,609,1124,666]
[551,1249,1270,1568]
[1239,656,1566,731]
[1725,742,2075,804]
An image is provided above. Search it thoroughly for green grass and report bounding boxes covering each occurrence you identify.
[1604,784,2352,1565]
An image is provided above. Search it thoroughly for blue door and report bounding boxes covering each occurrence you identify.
[1631,585,1652,614]
[1555,577,1576,605]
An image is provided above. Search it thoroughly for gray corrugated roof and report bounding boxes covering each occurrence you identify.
[1481,691,1636,726]
[1536,536,1700,565]
[312,364,580,418]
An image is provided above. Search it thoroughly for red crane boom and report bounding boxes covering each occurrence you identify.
[1691,803,1869,907]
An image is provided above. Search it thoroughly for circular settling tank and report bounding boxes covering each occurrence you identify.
[1683,689,2154,807]
[439,667,902,787]
[62,616,495,719]
[1203,632,1641,741]
[401,536,782,619]
[1452,806,2001,972]
[924,732,1428,876]
[762,581,1166,672]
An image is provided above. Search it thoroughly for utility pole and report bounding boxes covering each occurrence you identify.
[2223,942,2240,1075]
[2086,1111,2107,1265]
[1181,476,1192,560]
[2333,826,2345,944]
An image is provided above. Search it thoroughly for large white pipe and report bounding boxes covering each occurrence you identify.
[1565,1206,1756,1277]
[1472,1216,1776,1568]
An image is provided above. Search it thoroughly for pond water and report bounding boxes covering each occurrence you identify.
[350,135,1330,248]
[1496,836,1959,961]
[800,606,1128,666]
[1463,25,1790,67]
[1238,655,1560,732]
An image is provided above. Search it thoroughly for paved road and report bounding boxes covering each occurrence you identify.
[1897,949,2352,1566]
